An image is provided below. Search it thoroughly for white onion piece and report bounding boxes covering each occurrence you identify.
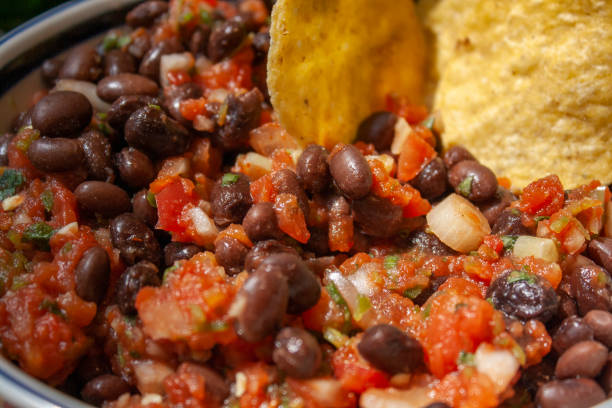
[512,235,559,262]
[366,154,395,175]
[474,344,519,393]
[328,271,377,329]
[132,360,174,395]
[53,79,111,112]
[249,123,299,156]
[159,52,195,87]
[426,193,491,253]
[195,55,212,74]
[347,263,379,297]
[360,387,433,408]
[158,156,191,178]
[391,117,412,155]
[186,206,218,245]
[294,378,351,408]
[233,152,273,180]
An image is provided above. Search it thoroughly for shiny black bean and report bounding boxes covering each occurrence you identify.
[305,255,347,277]
[584,310,612,348]
[31,91,93,138]
[97,73,159,103]
[126,1,168,27]
[110,213,161,265]
[75,247,110,304]
[132,189,158,228]
[75,181,131,217]
[306,228,330,256]
[271,169,309,215]
[588,237,612,274]
[448,160,498,202]
[164,242,201,267]
[552,316,594,354]
[442,145,475,169]
[116,260,160,315]
[210,172,252,227]
[252,31,270,62]
[353,195,403,238]
[139,37,184,80]
[555,340,608,379]
[124,105,192,158]
[208,20,246,62]
[58,44,102,82]
[244,239,299,273]
[356,111,398,151]
[296,144,331,194]
[75,353,110,383]
[491,209,533,236]
[329,144,372,200]
[536,378,606,408]
[410,157,447,200]
[107,94,158,131]
[423,404,451,408]
[103,49,137,77]
[357,324,423,374]
[232,266,288,342]
[11,108,33,133]
[601,353,612,396]
[487,269,558,323]
[214,88,263,151]
[163,83,203,124]
[41,58,63,86]
[189,25,211,56]
[273,327,321,378]
[477,187,517,226]
[258,252,320,314]
[27,137,83,173]
[81,374,131,406]
[115,147,155,189]
[127,32,151,61]
[405,229,456,256]
[79,129,114,181]
[242,202,280,242]
[560,256,612,315]
[215,235,249,276]
[0,133,14,167]
[175,363,229,406]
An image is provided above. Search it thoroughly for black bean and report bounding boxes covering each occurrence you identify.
[584,310,612,348]
[139,37,184,80]
[164,242,201,267]
[232,265,288,342]
[555,340,608,379]
[244,239,298,273]
[75,352,110,383]
[423,404,451,408]
[560,256,612,315]
[258,252,320,314]
[448,160,498,202]
[296,144,331,194]
[41,58,63,86]
[214,88,263,151]
[305,255,347,277]
[75,247,110,304]
[271,169,309,215]
[442,145,475,169]
[0,133,13,167]
[58,44,102,82]
[273,327,321,378]
[132,189,158,228]
[81,374,130,406]
[410,157,447,200]
[487,269,558,323]
[356,111,398,151]
[357,324,423,374]
[115,147,155,190]
[536,378,605,408]
[126,1,168,27]
[353,195,403,238]
[329,144,372,200]
[242,202,280,242]
[600,353,612,396]
[306,228,330,256]
[189,25,211,56]
[478,187,517,226]
[491,209,533,236]
[11,108,33,133]
[79,129,114,182]
[252,32,270,62]
[103,49,137,77]
[127,32,151,61]
[27,137,84,173]
[124,105,192,158]
[552,316,594,354]
[210,173,252,227]
[163,82,203,125]
[405,229,456,256]
[215,235,249,276]
[110,213,161,265]
[97,73,159,103]
[31,91,92,138]
[208,20,246,62]
[116,260,160,315]
[75,181,131,217]
[588,237,612,274]
[107,94,158,131]
[175,363,229,406]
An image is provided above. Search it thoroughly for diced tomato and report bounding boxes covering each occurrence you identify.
[250,173,276,204]
[215,224,253,248]
[519,175,564,216]
[332,342,390,393]
[195,46,254,92]
[433,369,499,408]
[328,213,353,252]
[7,128,42,181]
[385,95,428,124]
[238,363,275,408]
[273,193,310,243]
[270,149,295,171]
[167,70,192,86]
[154,177,199,234]
[397,130,437,182]
[180,98,208,121]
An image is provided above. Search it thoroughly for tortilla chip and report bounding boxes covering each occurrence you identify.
[268,0,426,149]
[418,0,612,188]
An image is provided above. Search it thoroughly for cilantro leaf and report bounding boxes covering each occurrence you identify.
[457,175,473,197]
[40,190,54,212]
[22,222,54,251]
[457,351,475,366]
[222,173,240,186]
[507,269,536,285]
[501,235,518,251]
[0,169,24,200]
[403,286,423,300]
[384,255,399,270]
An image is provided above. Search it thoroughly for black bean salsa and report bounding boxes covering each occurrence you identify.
[0,1,611,407]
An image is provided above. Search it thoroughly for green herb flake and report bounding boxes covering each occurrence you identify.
[501,235,518,251]
[534,215,550,222]
[455,302,468,312]
[22,222,54,251]
[146,191,157,208]
[457,176,473,197]
[457,351,475,366]
[353,294,371,321]
[200,9,212,24]
[550,215,570,233]
[129,350,141,359]
[61,242,73,255]
[180,11,194,24]
[148,104,161,110]
[421,115,435,130]
[163,263,179,283]
[117,35,132,48]
[325,283,352,329]
[39,299,65,319]
[96,112,108,121]
[422,303,431,319]
[597,270,611,285]
[209,320,229,332]
[102,35,118,52]
[40,190,54,212]
[222,173,240,186]
[97,121,112,136]
[507,269,536,285]
[117,344,126,368]
[486,297,495,307]
[0,169,25,201]
[323,327,348,349]
[403,286,423,300]
[383,255,399,270]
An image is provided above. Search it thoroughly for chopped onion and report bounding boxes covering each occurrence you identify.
[390,117,412,155]
[195,55,212,74]
[291,378,350,408]
[360,387,433,408]
[207,88,229,104]
[159,52,194,87]
[132,360,174,395]
[426,193,491,253]
[249,123,299,156]
[474,344,519,393]
[512,235,559,262]
[2,194,24,211]
[158,156,191,178]
[54,222,79,239]
[186,206,218,245]
[366,154,395,175]
[233,152,272,180]
[193,114,215,132]
[328,271,377,329]
[53,79,111,112]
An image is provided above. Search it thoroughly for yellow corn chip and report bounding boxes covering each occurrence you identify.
[268,0,426,149]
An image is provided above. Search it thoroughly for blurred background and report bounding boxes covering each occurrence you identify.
[0,0,69,35]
